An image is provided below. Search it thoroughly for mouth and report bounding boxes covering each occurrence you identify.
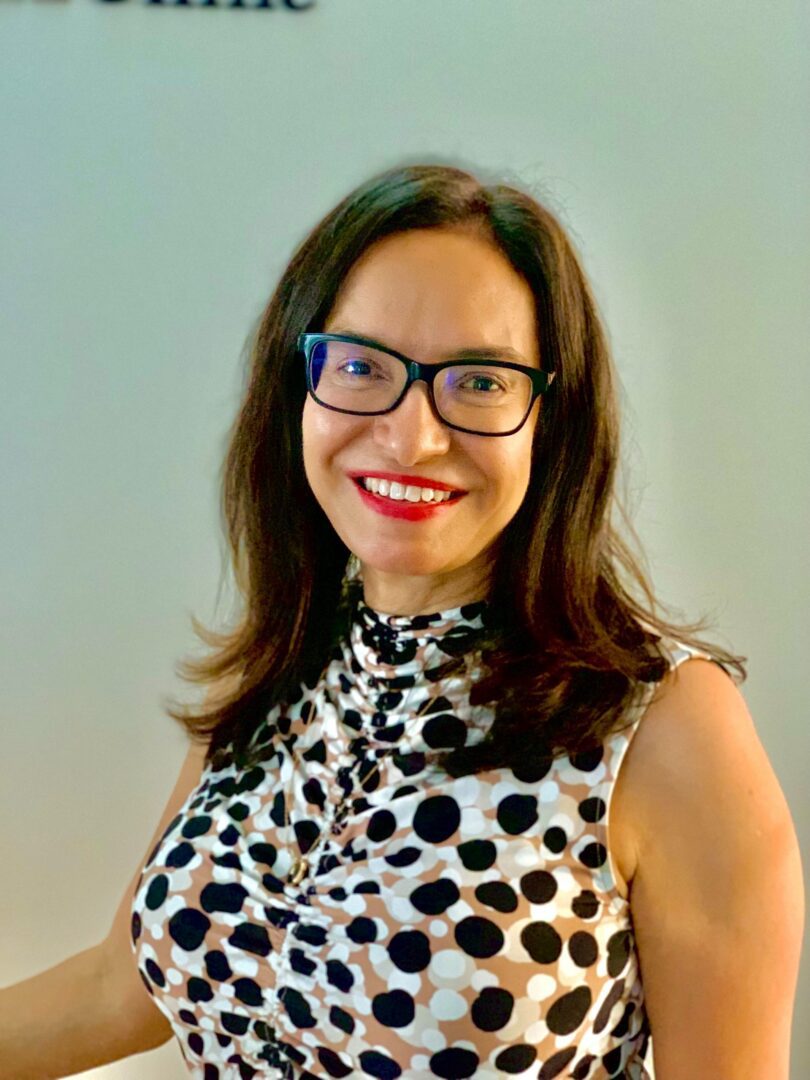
[348,472,467,520]
[353,475,465,505]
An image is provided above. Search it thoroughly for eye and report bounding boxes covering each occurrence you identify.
[461,373,504,393]
[338,357,374,377]
[333,355,394,383]
[447,368,509,394]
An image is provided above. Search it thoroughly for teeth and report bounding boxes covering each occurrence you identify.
[360,477,454,503]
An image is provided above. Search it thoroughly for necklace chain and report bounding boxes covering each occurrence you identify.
[282,616,484,888]
[282,671,474,886]
[285,753,384,887]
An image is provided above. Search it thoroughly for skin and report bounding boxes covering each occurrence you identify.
[301,225,543,615]
[302,224,805,1077]
[609,658,804,1077]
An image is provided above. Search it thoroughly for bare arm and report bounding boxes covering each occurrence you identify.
[0,737,209,1079]
[622,660,805,1079]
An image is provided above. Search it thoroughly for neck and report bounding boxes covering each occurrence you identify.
[360,561,491,616]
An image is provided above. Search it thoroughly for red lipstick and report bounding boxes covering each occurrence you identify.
[348,473,467,521]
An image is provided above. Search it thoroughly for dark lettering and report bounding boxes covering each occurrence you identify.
[98,0,315,9]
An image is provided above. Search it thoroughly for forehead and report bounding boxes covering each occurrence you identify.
[324,227,540,366]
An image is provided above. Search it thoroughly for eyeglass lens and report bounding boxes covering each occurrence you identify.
[309,340,533,435]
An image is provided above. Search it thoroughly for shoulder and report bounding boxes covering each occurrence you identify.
[628,657,772,801]
[612,662,804,1072]
[623,657,750,807]
[613,655,802,930]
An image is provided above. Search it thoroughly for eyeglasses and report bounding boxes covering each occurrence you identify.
[297,332,556,436]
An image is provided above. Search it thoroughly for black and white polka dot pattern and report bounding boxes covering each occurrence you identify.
[131,598,711,1078]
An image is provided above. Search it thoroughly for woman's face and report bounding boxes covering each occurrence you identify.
[301,226,543,613]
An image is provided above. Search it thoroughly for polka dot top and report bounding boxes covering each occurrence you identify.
[131,596,714,1079]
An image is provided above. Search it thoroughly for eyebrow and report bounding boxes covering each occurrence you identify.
[327,327,532,366]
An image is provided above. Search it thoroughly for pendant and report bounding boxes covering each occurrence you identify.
[288,857,308,886]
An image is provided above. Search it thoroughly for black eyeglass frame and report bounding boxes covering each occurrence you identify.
[297,332,556,437]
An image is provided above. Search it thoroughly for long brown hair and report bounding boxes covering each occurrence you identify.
[163,162,746,776]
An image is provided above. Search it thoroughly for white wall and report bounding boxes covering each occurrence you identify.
[1,2,807,1076]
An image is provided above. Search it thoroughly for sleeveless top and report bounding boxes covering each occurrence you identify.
[130,596,715,1080]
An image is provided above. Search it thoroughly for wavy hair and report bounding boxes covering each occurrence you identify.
[164,161,746,776]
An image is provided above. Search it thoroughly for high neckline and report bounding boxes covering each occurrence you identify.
[356,596,489,637]
[346,595,490,683]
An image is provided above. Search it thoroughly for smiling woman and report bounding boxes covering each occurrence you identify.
[2,163,801,1080]
[300,226,551,613]
[153,164,800,1078]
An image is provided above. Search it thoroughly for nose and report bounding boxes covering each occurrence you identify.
[372,381,452,465]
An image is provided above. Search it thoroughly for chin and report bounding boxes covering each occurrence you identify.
[362,557,448,579]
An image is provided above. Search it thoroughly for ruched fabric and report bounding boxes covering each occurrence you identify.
[131,596,710,1077]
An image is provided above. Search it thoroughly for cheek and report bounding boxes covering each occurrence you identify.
[505,462,533,514]
[301,400,368,488]
[505,423,539,505]
[301,399,321,490]
[302,398,342,465]
[478,442,533,512]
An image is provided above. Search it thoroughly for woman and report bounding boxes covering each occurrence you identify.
[1,163,803,1079]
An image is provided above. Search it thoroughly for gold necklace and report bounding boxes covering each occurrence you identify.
[281,627,471,887]
[285,754,384,887]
